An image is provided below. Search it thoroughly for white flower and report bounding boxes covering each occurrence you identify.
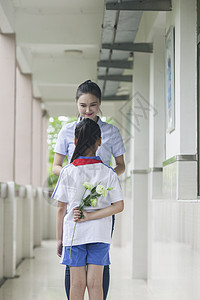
[83,182,93,190]
[96,184,107,198]
[90,197,98,207]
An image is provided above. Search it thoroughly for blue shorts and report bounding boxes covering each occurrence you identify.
[60,243,110,267]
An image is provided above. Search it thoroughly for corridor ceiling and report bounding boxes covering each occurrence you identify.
[0,0,105,116]
[0,0,171,116]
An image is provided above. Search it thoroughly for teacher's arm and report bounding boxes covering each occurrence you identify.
[114,155,125,176]
[53,153,66,176]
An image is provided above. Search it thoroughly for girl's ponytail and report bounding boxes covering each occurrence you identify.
[70,118,101,163]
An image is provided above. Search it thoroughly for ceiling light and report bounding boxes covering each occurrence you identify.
[64,49,83,57]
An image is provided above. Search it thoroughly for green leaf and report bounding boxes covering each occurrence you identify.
[107,187,113,190]
[91,186,97,194]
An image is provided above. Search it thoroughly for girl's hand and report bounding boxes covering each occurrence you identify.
[74,207,89,222]
[57,240,63,257]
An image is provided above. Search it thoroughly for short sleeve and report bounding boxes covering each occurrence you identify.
[54,126,68,155]
[111,126,126,158]
[52,168,69,203]
[108,171,123,203]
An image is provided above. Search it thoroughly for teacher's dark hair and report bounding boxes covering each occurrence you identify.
[70,118,101,163]
[76,80,102,103]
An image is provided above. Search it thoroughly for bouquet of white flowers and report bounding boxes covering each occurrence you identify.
[69,182,113,258]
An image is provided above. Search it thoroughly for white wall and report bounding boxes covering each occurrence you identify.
[165,0,197,158]
[134,1,200,299]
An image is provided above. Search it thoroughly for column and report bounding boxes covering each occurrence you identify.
[0,33,15,182]
[149,25,165,198]
[0,186,4,280]
[15,67,32,185]
[41,113,49,239]
[32,98,42,187]
[41,114,48,188]
[4,182,16,277]
[0,33,16,278]
[131,52,150,279]
[164,0,197,199]
[15,68,33,257]
[112,102,124,247]
[148,22,166,280]
[32,98,43,245]
[33,187,43,247]
[23,185,33,258]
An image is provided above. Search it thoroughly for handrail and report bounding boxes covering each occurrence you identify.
[0,182,8,198]
[15,184,27,198]
[0,182,43,199]
[32,188,37,198]
[163,154,197,167]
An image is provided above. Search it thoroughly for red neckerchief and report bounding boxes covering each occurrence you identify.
[72,157,102,166]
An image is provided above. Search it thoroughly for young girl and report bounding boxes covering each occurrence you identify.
[52,80,125,300]
[52,118,124,300]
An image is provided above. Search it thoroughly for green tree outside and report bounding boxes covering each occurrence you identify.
[47,116,76,189]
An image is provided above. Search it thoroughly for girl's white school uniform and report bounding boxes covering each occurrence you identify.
[54,117,125,165]
[52,156,123,246]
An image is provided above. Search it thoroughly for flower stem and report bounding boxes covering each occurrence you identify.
[69,221,77,259]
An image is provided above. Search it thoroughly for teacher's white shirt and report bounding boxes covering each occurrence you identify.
[54,117,125,165]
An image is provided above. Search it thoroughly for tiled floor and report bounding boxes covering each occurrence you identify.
[0,240,157,300]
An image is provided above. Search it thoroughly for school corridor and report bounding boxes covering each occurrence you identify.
[0,241,156,300]
[1,0,200,299]
[1,237,200,300]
